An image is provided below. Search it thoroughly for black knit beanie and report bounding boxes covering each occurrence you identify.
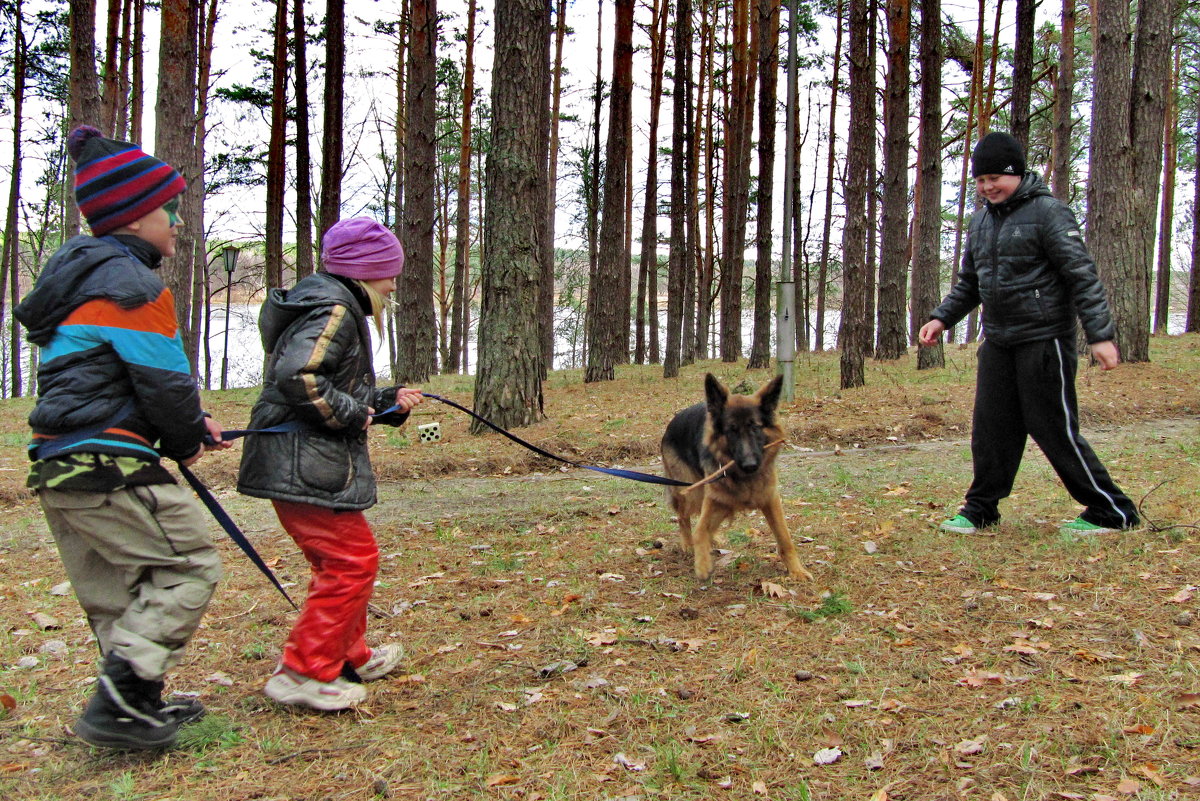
[68,125,186,236]
[971,131,1026,178]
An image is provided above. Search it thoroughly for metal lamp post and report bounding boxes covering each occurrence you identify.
[220,244,239,391]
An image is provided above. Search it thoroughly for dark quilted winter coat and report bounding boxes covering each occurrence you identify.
[930,172,1116,346]
[236,272,408,510]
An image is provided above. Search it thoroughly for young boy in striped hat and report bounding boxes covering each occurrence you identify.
[14,126,232,750]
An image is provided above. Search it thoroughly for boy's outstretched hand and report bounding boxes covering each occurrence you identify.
[1089,340,1120,370]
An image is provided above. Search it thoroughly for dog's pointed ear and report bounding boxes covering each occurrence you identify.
[704,373,728,423]
[757,375,785,422]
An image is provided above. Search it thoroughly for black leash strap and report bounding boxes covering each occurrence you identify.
[176,462,299,611]
[420,392,689,487]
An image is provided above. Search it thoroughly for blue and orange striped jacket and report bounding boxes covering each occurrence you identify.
[15,235,208,463]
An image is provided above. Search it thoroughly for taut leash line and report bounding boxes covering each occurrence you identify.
[418,392,690,487]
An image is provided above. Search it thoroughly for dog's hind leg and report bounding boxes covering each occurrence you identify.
[691,498,732,581]
[762,494,813,581]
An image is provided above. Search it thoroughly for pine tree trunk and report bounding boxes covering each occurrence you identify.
[539,0,566,374]
[130,0,144,143]
[1188,100,1200,333]
[1051,0,1075,203]
[293,0,314,278]
[681,0,699,366]
[68,0,101,237]
[912,0,944,370]
[193,0,217,387]
[665,0,692,378]
[1087,0,1170,362]
[1153,48,1179,334]
[693,0,714,360]
[264,0,288,291]
[1010,0,1035,146]
[474,0,549,430]
[1126,0,1172,357]
[448,0,477,374]
[875,0,909,361]
[154,0,199,365]
[635,0,668,366]
[838,0,870,389]
[747,0,779,369]
[397,0,439,382]
[3,1,25,397]
[101,0,121,134]
[585,0,634,383]
[718,0,751,362]
[116,0,132,139]
[815,0,843,351]
[319,0,345,242]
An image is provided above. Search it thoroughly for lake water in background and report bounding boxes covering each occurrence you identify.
[200,303,1193,390]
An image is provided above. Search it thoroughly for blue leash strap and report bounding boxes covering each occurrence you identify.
[176,461,300,611]
[419,392,690,487]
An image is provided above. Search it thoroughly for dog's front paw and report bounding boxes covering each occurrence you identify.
[786,562,815,581]
[693,553,714,582]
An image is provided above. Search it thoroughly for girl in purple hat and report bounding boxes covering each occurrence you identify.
[237,217,424,710]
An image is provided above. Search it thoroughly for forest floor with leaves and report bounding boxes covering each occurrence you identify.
[1,336,1199,801]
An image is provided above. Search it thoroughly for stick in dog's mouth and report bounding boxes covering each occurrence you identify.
[681,439,785,494]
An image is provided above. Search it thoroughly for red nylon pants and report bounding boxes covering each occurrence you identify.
[272,500,378,682]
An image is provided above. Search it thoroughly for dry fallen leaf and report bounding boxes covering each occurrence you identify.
[957,670,1007,687]
[752,780,768,794]
[1122,724,1154,735]
[760,581,789,598]
[0,695,15,712]
[1176,692,1200,709]
[1115,777,1141,794]
[869,790,888,801]
[954,737,986,756]
[1136,762,1165,787]
[485,774,520,787]
[1168,586,1195,604]
[1103,671,1144,686]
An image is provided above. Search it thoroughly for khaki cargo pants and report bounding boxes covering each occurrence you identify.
[39,483,222,681]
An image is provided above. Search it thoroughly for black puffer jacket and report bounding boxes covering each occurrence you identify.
[930,172,1116,346]
[236,273,408,510]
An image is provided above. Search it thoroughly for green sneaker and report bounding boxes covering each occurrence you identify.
[1059,517,1119,535]
[939,514,978,534]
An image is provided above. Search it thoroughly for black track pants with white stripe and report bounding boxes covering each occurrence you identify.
[959,337,1138,529]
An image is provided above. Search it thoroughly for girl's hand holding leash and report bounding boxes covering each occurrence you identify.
[393,387,425,412]
[365,387,424,428]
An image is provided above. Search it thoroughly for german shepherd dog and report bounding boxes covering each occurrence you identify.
[661,374,812,582]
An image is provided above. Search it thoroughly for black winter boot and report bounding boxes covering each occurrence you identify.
[157,688,206,726]
[74,654,179,750]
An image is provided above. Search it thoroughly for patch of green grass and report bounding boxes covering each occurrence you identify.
[788,590,852,622]
[176,714,244,752]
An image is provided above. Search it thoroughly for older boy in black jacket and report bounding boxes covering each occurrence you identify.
[918,131,1139,536]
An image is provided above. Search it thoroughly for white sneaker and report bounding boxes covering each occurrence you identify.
[264,671,367,711]
[356,643,406,681]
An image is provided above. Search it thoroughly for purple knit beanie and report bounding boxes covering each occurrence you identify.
[321,218,405,280]
[68,125,186,236]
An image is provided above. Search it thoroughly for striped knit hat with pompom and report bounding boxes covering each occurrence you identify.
[68,125,186,236]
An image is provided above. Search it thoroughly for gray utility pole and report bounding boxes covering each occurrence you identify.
[776,0,799,401]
